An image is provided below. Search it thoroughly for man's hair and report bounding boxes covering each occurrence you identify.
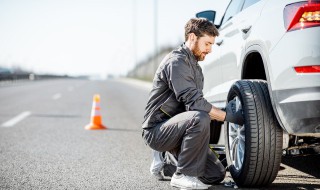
[184,18,219,41]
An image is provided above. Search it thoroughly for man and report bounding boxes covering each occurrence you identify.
[142,18,244,189]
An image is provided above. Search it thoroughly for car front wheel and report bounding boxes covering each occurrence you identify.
[225,80,283,187]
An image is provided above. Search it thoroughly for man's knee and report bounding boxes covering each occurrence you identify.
[193,111,211,131]
[194,111,210,122]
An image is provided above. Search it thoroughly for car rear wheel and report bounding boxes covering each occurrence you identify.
[225,80,283,187]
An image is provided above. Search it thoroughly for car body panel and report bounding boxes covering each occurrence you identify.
[201,0,320,137]
[203,0,267,107]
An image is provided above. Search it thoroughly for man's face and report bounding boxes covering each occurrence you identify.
[191,34,215,61]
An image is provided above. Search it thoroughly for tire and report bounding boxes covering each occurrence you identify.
[224,80,283,187]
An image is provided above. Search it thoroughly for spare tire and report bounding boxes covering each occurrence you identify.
[225,80,283,187]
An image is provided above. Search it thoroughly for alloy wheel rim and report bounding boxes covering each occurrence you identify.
[228,96,245,171]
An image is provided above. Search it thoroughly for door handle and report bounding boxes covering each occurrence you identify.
[241,25,252,34]
[216,39,223,46]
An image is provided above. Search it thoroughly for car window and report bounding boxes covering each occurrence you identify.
[242,0,261,10]
[221,0,245,26]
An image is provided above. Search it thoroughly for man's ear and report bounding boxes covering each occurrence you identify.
[188,33,196,42]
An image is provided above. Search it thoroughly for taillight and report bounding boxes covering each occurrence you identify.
[284,2,320,32]
[294,65,320,73]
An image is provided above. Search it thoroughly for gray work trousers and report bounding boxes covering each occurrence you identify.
[142,111,226,184]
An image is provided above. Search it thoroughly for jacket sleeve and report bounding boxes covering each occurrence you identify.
[165,56,212,113]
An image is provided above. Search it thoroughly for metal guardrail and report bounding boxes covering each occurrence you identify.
[0,73,73,82]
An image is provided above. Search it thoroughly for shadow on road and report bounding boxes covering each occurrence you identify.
[282,154,320,178]
[252,155,320,190]
[207,154,320,190]
[268,182,320,190]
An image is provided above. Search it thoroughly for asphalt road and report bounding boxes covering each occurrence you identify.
[0,78,319,190]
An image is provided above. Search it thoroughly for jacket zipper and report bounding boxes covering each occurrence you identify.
[160,108,172,118]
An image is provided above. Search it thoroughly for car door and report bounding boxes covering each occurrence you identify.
[202,0,245,107]
[210,0,245,105]
[202,41,222,106]
[218,0,265,100]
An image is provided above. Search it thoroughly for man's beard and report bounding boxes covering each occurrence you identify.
[192,40,207,61]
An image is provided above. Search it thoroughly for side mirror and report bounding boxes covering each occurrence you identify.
[196,10,216,23]
[196,10,220,29]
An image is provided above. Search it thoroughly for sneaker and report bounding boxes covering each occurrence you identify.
[150,150,165,180]
[170,173,209,189]
[151,172,164,180]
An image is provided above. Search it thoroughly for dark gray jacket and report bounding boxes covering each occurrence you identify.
[142,43,212,129]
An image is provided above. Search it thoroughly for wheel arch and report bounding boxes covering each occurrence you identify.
[242,51,266,80]
[240,44,286,131]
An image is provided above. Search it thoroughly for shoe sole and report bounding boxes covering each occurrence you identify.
[170,182,208,190]
[154,177,164,181]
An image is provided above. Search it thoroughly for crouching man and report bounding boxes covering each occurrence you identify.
[142,18,244,189]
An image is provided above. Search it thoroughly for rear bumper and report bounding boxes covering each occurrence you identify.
[273,87,320,136]
[269,27,320,91]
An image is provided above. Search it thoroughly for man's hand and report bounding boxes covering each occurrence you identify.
[224,99,244,125]
[209,106,226,121]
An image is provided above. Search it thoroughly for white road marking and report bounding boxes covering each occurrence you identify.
[52,93,61,100]
[1,111,32,127]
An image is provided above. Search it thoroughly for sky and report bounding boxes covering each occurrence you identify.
[0,0,230,78]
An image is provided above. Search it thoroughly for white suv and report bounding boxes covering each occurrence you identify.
[196,0,320,187]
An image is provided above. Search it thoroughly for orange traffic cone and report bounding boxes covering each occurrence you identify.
[85,94,107,130]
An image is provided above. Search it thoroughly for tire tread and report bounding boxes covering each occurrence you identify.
[226,80,283,187]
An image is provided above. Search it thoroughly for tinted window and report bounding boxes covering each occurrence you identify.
[221,0,245,26]
[242,0,261,10]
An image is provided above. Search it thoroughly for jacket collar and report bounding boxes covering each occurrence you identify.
[182,43,198,64]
